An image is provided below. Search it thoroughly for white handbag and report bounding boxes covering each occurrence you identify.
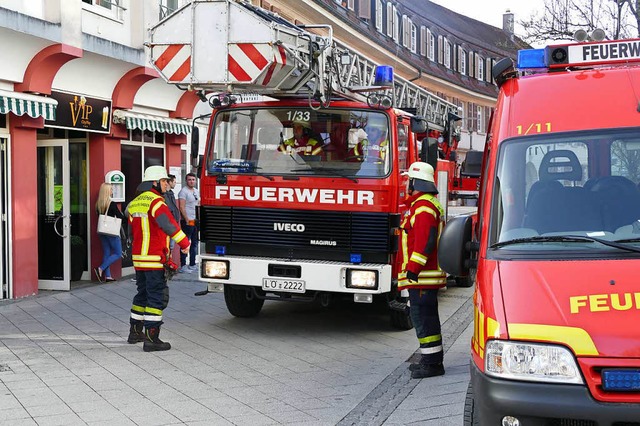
[97,202,122,236]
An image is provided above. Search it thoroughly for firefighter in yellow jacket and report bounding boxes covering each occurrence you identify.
[398,162,447,378]
[125,166,190,352]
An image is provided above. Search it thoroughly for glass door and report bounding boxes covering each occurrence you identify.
[0,136,8,299]
[37,140,70,290]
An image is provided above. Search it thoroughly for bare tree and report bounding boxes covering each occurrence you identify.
[520,0,640,44]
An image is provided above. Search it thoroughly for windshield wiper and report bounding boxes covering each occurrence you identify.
[253,170,275,181]
[491,235,640,253]
[291,168,359,183]
[490,235,594,249]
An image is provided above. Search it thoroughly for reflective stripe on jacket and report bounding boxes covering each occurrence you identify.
[398,193,447,290]
[278,137,323,155]
[127,189,189,270]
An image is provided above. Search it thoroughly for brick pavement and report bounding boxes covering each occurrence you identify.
[0,274,473,425]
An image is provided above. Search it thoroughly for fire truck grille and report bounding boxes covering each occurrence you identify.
[200,206,392,254]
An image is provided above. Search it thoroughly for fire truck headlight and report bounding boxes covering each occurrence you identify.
[485,340,584,384]
[202,260,229,279]
[346,269,378,289]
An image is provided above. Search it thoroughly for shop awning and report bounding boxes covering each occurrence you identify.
[112,109,191,135]
[0,89,58,120]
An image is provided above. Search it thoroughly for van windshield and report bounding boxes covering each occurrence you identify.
[490,129,640,251]
[205,107,393,178]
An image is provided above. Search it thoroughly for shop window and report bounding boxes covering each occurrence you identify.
[0,114,5,129]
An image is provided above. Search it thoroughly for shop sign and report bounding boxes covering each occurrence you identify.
[45,91,112,133]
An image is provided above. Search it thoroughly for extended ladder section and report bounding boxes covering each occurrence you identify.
[147,0,456,130]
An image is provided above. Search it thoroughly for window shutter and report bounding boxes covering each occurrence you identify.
[358,0,371,19]
[402,15,408,47]
[386,2,393,37]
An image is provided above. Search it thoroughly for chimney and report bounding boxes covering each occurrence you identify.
[503,9,514,36]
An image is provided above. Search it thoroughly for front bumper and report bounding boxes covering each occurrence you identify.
[470,362,640,425]
[198,254,392,294]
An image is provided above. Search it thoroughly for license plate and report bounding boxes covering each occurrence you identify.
[262,278,305,293]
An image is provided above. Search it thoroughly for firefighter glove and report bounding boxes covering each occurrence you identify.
[407,271,418,283]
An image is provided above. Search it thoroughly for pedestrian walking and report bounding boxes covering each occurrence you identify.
[178,172,200,273]
[94,183,124,283]
[164,174,180,253]
[125,166,190,352]
[398,162,447,379]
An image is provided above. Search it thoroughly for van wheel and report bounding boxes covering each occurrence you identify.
[463,382,479,426]
[224,286,264,318]
[389,306,413,330]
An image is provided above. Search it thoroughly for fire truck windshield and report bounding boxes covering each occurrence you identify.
[490,128,640,253]
[205,107,392,178]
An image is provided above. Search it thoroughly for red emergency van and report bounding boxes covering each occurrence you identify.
[440,38,640,424]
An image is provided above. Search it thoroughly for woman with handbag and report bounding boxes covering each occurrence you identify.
[94,183,124,283]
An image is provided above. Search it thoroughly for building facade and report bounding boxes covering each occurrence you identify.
[0,0,197,298]
[0,0,524,299]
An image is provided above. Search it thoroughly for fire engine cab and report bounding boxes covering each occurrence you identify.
[440,38,640,424]
[148,0,463,328]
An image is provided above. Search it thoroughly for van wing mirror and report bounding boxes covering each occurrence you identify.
[438,215,473,277]
[410,116,427,134]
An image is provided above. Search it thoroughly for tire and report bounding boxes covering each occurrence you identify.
[455,267,476,288]
[224,286,264,318]
[389,306,413,330]
[463,381,479,426]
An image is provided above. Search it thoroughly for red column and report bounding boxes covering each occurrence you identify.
[9,115,43,297]
[89,125,126,280]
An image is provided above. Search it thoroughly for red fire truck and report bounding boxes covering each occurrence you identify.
[440,38,640,423]
[149,0,464,328]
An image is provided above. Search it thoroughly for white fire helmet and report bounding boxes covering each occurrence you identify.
[404,162,438,194]
[143,165,169,182]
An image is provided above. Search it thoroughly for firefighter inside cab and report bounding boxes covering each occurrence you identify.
[398,162,447,379]
[278,119,323,156]
[349,116,389,163]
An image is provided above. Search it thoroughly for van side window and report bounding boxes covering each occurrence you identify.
[610,140,640,185]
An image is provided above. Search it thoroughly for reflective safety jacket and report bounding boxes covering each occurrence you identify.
[352,138,388,162]
[126,188,189,270]
[398,192,447,290]
[278,136,323,155]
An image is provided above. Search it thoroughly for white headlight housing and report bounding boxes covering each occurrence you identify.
[346,269,378,289]
[202,260,229,279]
[485,340,584,384]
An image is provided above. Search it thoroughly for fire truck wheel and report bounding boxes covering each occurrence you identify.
[224,286,264,318]
[463,382,479,426]
[454,275,474,288]
[389,308,413,330]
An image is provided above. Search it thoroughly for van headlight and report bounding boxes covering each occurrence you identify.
[485,340,584,384]
[202,259,229,279]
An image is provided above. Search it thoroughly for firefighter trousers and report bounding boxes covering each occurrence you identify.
[408,288,443,365]
[130,269,169,329]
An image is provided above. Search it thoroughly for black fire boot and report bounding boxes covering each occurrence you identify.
[410,363,445,379]
[127,322,146,344]
[143,326,171,352]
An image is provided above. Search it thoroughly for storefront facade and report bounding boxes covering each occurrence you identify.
[0,1,198,299]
